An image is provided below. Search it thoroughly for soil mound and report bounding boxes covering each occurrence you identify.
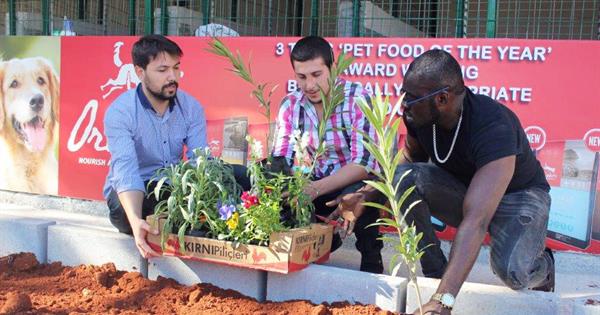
[0,253,396,314]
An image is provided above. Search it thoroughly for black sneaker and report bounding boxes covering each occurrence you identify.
[532,248,555,292]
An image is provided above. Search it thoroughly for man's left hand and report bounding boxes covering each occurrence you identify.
[411,300,450,315]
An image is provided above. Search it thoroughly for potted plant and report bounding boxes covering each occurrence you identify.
[143,39,360,273]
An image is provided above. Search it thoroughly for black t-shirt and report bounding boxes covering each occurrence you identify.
[404,89,549,193]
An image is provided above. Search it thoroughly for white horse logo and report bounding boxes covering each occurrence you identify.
[100,41,140,99]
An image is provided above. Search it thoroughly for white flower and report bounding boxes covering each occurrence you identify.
[292,130,303,162]
[252,140,264,160]
[300,132,310,151]
[292,130,311,168]
[292,129,302,142]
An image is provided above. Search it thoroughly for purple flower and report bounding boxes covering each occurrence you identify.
[219,203,236,220]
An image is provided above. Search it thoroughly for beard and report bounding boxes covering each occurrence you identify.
[404,99,441,129]
[147,81,179,101]
[428,98,441,125]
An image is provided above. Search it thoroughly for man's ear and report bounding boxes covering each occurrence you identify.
[0,61,5,131]
[134,65,144,82]
[438,91,450,105]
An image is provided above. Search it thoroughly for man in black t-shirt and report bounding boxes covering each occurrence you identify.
[330,50,554,315]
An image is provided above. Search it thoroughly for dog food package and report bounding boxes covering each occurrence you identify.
[146,215,333,273]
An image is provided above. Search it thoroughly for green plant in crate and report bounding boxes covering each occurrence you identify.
[206,37,356,245]
[356,90,427,314]
[149,147,241,250]
[238,136,289,245]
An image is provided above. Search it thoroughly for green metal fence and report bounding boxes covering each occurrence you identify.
[1,0,598,39]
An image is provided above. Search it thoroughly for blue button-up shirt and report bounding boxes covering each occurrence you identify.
[103,85,207,199]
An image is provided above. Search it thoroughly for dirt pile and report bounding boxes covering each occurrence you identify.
[0,253,395,314]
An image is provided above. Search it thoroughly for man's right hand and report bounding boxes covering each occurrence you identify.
[131,218,160,259]
[325,191,367,238]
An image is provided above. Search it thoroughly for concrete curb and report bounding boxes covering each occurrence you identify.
[148,256,267,301]
[47,224,147,275]
[406,277,560,315]
[267,264,408,312]
[0,215,55,263]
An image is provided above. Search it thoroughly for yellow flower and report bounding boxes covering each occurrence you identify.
[226,212,239,230]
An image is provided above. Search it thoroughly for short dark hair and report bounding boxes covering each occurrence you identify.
[290,36,334,69]
[405,49,465,93]
[132,34,183,69]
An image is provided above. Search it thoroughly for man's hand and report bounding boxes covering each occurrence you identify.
[325,191,367,238]
[131,218,160,259]
[411,300,450,315]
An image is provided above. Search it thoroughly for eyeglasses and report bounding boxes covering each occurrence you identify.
[401,86,449,108]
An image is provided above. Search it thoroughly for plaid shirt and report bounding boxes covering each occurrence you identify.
[272,79,377,179]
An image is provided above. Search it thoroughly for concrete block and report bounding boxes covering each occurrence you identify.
[48,224,146,275]
[558,297,600,315]
[0,191,109,216]
[406,277,560,315]
[0,215,55,263]
[148,256,267,301]
[0,207,115,231]
[267,264,408,312]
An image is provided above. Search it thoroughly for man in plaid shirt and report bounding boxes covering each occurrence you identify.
[271,36,383,273]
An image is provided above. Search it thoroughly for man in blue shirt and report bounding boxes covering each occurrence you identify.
[103,35,207,258]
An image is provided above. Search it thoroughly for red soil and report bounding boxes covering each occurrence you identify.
[0,253,397,315]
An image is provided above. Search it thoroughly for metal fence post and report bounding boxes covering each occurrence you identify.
[144,0,154,34]
[455,0,465,37]
[310,0,318,36]
[129,0,137,35]
[486,0,497,38]
[42,0,50,35]
[352,0,361,37]
[202,0,210,25]
[8,0,16,35]
[160,0,168,35]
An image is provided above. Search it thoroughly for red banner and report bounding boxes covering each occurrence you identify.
[56,36,600,253]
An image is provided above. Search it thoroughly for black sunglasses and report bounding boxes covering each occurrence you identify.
[401,87,449,108]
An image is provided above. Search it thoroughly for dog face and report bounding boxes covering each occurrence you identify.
[0,57,59,153]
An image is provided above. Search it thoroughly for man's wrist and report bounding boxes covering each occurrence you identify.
[431,293,455,310]
[310,181,323,198]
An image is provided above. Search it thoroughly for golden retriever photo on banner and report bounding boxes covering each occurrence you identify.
[0,37,60,195]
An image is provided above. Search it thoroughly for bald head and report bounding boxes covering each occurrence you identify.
[405,49,465,94]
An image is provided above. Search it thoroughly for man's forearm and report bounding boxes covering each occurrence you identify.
[436,220,487,296]
[313,163,369,196]
[435,156,516,298]
[117,190,145,225]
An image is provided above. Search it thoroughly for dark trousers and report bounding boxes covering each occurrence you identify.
[313,181,384,274]
[395,163,554,289]
[107,164,251,235]
[106,181,163,235]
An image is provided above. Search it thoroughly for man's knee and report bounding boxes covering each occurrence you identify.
[491,258,530,290]
[108,209,133,235]
[394,164,419,188]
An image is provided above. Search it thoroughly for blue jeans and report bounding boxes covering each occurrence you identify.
[394,163,553,290]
